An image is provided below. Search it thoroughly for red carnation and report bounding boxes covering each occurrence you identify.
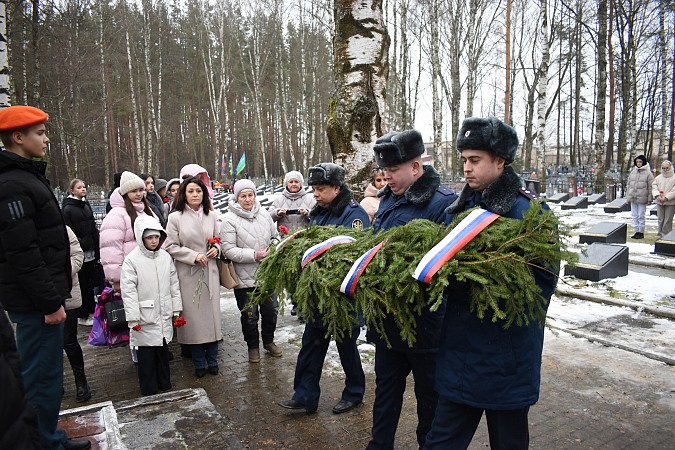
[207,236,221,249]
[278,225,289,235]
[132,324,142,331]
[174,316,187,327]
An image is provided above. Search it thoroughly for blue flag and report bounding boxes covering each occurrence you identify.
[236,153,246,175]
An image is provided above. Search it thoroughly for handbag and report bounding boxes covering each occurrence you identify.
[217,258,240,289]
[104,299,128,331]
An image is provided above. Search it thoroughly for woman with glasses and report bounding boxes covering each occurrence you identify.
[652,160,675,238]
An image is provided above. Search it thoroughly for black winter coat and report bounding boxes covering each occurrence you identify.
[62,196,100,256]
[0,151,71,315]
[0,307,40,449]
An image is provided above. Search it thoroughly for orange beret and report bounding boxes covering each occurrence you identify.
[0,105,49,132]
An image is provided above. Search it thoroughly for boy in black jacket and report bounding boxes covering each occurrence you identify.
[0,105,90,450]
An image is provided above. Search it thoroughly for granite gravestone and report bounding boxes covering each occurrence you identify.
[561,196,589,210]
[565,243,629,281]
[588,193,606,205]
[547,192,570,203]
[603,198,631,213]
[654,230,675,257]
[579,222,627,244]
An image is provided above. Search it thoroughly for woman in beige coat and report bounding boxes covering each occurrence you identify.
[360,167,387,223]
[652,160,675,238]
[220,179,280,363]
[165,176,222,378]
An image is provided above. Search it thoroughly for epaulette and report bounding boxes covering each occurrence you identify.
[437,185,454,196]
[349,198,360,207]
[519,187,539,200]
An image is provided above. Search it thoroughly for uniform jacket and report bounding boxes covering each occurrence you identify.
[121,216,182,349]
[268,187,315,231]
[368,165,457,351]
[359,183,381,223]
[66,226,84,311]
[165,206,222,344]
[99,188,158,284]
[0,306,40,450]
[0,151,71,315]
[652,172,675,206]
[221,199,278,288]
[61,196,100,257]
[307,187,370,329]
[626,162,654,204]
[438,165,558,409]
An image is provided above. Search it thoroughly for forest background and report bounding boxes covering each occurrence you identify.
[0,0,673,191]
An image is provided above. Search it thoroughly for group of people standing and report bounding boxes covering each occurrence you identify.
[0,104,559,450]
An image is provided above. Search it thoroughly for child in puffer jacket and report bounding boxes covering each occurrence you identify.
[121,215,182,396]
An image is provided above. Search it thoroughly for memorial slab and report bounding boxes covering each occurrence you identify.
[603,198,631,213]
[564,243,628,281]
[579,222,627,244]
[561,196,589,210]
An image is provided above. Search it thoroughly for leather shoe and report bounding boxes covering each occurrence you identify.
[195,368,206,378]
[207,365,219,375]
[332,399,361,414]
[278,399,317,413]
[62,438,92,450]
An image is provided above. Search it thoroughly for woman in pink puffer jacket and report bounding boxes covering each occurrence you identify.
[100,172,159,291]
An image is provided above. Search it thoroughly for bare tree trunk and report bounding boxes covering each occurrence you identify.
[0,0,10,108]
[535,0,550,182]
[98,0,110,184]
[606,0,615,168]
[504,0,512,124]
[595,0,608,181]
[327,0,389,184]
[31,0,40,105]
[658,3,668,162]
[429,0,444,177]
[573,0,582,168]
[126,26,142,170]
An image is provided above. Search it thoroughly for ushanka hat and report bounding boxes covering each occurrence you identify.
[118,171,146,196]
[456,117,519,165]
[373,130,425,167]
[307,163,345,187]
[0,105,49,132]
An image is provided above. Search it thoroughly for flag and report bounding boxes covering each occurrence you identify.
[221,154,225,176]
[229,153,234,176]
[236,153,246,175]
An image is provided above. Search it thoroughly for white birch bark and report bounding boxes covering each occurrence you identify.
[535,0,550,178]
[126,26,143,169]
[0,1,10,108]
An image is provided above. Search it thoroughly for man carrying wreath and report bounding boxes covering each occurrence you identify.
[424,117,559,449]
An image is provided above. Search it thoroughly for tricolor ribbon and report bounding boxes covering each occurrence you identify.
[275,228,307,251]
[340,240,387,297]
[413,208,500,284]
[301,235,356,270]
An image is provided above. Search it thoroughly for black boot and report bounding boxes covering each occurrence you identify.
[73,366,91,403]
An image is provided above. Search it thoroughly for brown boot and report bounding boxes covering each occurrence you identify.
[248,347,260,363]
[263,342,283,357]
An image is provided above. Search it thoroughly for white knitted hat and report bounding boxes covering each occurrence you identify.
[233,179,256,200]
[119,171,146,196]
[284,170,304,186]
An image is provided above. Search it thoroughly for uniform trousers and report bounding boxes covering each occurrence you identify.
[423,398,530,450]
[136,339,171,395]
[367,345,438,449]
[292,325,365,409]
[9,310,68,449]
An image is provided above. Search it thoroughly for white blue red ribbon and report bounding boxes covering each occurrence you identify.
[413,208,500,284]
[275,228,307,251]
[340,240,387,297]
[301,235,356,270]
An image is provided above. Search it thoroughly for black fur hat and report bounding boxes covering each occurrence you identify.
[373,130,425,167]
[307,163,345,187]
[456,117,519,165]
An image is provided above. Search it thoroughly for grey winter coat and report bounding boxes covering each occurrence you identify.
[220,199,278,288]
[66,226,84,311]
[165,207,222,344]
[268,187,315,231]
[626,162,654,204]
[121,216,182,349]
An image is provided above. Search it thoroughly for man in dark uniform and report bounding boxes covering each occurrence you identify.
[279,162,370,414]
[366,130,457,449]
[424,117,559,449]
[0,105,91,450]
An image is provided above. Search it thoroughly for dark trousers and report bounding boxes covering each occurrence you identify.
[234,288,278,348]
[423,399,530,450]
[76,260,98,318]
[292,325,365,409]
[367,345,439,450]
[136,339,171,396]
[189,341,219,369]
[8,311,68,449]
[63,308,84,370]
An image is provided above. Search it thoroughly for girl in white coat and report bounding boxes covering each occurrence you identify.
[121,215,182,396]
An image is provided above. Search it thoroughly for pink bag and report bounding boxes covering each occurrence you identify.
[88,286,130,348]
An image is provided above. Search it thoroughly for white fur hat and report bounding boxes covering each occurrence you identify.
[119,171,146,196]
[284,170,304,186]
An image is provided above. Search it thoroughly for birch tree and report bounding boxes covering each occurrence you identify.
[0,0,9,109]
[328,0,389,183]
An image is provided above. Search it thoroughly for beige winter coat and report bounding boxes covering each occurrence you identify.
[66,226,84,311]
[626,163,654,204]
[165,207,222,344]
[220,199,278,288]
[652,172,675,206]
[121,216,182,349]
[360,183,381,223]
